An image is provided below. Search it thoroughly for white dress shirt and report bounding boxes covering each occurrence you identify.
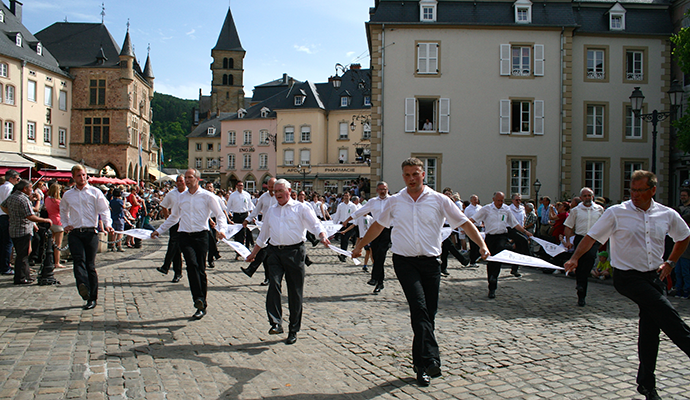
[471,203,519,235]
[509,203,526,227]
[255,199,325,247]
[160,187,186,209]
[226,190,254,214]
[354,214,374,238]
[351,195,390,221]
[563,202,604,236]
[376,186,470,257]
[246,191,277,222]
[157,188,228,234]
[332,201,358,223]
[587,200,690,272]
[0,181,12,217]
[464,203,483,227]
[60,184,112,229]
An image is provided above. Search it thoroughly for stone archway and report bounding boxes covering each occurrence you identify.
[127,163,133,179]
[226,173,238,190]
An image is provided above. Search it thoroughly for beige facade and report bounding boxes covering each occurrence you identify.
[188,131,222,184]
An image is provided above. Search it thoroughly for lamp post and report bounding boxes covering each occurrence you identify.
[297,163,311,191]
[533,179,541,230]
[629,81,684,174]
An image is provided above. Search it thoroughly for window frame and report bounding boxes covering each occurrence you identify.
[242,154,251,170]
[0,63,7,78]
[620,158,647,201]
[227,154,236,170]
[228,131,236,146]
[195,158,202,169]
[43,125,52,145]
[405,97,451,134]
[27,80,36,102]
[584,46,609,82]
[27,121,36,142]
[583,101,609,141]
[499,98,544,135]
[339,122,349,140]
[300,126,311,143]
[506,156,537,198]
[3,121,13,141]
[207,143,214,152]
[58,128,66,148]
[284,126,295,143]
[363,123,371,140]
[284,149,294,166]
[623,47,648,84]
[300,149,311,165]
[89,79,106,105]
[582,158,609,198]
[419,1,437,22]
[411,153,443,191]
[514,0,532,24]
[338,148,349,164]
[259,130,270,145]
[243,130,252,145]
[59,90,67,110]
[259,153,268,170]
[4,85,13,105]
[83,117,110,144]
[623,102,647,142]
[44,86,53,107]
[416,41,440,76]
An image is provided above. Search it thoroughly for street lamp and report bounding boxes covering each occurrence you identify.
[533,179,542,230]
[629,80,684,173]
[296,163,311,191]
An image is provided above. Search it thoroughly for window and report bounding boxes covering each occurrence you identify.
[228,131,236,145]
[622,161,643,200]
[301,126,311,142]
[499,99,544,135]
[584,160,606,197]
[611,15,623,30]
[284,149,294,165]
[0,84,3,102]
[243,154,251,169]
[58,128,66,147]
[237,108,246,118]
[512,46,530,76]
[245,180,256,192]
[83,117,110,144]
[3,121,13,140]
[500,44,544,77]
[419,0,437,22]
[195,158,202,168]
[625,49,644,82]
[417,42,439,75]
[586,103,606,139]
[36,43,42,56]
[44,86,53,107]
[227,154,236,169]
[341,96,349,107]
[218,143,221,152]
[243,130,252,145]
[89,79,106,105]
[363,123,371,139]
[59,90,67,110]
[586,48,607,81]
[27,122,36,142]
[294,93,305,106]
[609,4,626,31]
[259,130,269,145]
[4,85,13,104]
[43,125,51,144]
[15,33,21,47]
[284,126,294,143]
[207,127,215,136]
[421,157,437,190]
[195,143,202,151]
[405,98,451,133]
[0,10,4,23]
[514,0,532,23]
[260,107,270,118]
[206,158,215,169]
[364,96,371,106]
[625,105,642,139]
[27,80,36,102]
[259,153,268,169]
[339,122,349,140]
[300,149,310,165]
[207,143,214,151]
[339,149,348,164]
[510,160,531,196]
[0,63,7,78]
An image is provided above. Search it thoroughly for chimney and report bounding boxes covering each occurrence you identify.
[10,0,23,23]
[283,73,288,84]
[350,63,361,70]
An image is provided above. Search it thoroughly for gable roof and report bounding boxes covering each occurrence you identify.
[0,2,68,77]
[213,7,244,52]
[35,22,122,68]
[187,113,234,138]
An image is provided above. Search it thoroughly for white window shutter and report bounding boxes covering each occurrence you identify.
[417,44,427,73]
[534,100,544,135]
[405,98,416,132]
[500,44,511,76]
[429,43,438,73]
[439,98,450,133]
[534,44,545,76]
[500,99,511,134]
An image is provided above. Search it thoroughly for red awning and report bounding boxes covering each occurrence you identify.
[37,170,73,178]
[0,167,29,175]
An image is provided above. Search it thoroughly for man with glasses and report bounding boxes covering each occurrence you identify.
[565,170,690,400]
[0,169,21,275]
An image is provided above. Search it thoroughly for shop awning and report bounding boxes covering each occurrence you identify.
[0,167,29,175]
[148,167,164,179]
[22,154,99,174]
[0,152,35,168]
[37,170,73,179]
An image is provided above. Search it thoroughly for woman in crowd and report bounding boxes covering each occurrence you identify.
[44,183,65,268]
[550,201,570,244]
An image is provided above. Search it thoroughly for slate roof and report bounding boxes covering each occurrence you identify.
[221,89,286,121]
[251,74,302,104]
[573,6,672,35]
[187,112,234,138]
[213,8,244,52]
[0,2,68,77]
[35,23,122,68]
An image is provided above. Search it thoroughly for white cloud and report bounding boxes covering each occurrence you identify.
[186,29,196,35]
[294,45,316,55]
[346,51,355,58]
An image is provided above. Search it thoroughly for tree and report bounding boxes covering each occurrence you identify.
[671,25,690,153]
[150,93,198,168]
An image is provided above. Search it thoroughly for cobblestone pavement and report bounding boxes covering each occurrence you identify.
[0,233,689,400]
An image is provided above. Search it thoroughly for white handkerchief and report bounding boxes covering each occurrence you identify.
[116,228,154,240]
[327,245,362,265]
[222,239,251,259]
[487,250,563,270]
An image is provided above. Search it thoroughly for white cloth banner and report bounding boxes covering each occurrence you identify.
[247,224,259,231]
[486,250,563,270]
[222,239,251,259]
[531,236,569,258]
[327,245,362,265]
[222,224,244,239]
[116,228,154,240]
[322,221,343,237]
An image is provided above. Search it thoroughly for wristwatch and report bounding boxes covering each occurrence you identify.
[665,260,676,269]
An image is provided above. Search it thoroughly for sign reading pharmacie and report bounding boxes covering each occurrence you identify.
[324,167,355,173]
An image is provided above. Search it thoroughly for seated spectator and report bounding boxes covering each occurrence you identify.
[591,251,613,280]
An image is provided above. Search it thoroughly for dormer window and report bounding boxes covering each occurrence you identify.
[237,108,247,118]
[364,96,371,106]
[0,10,5,23]
[207,127,216,136]
[294,89,307,106]
[15,33,21,47]
[608,3,626,31]
[420,0,437,22]
[260,107,270,118]
[340,91,351,107]
[36,43,42,56]
[514,0,532,24]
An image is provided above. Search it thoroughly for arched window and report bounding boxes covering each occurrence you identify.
[222,74,228,85]
[223,58,228,69]
[228,74,233,85]
[228,58,234,69]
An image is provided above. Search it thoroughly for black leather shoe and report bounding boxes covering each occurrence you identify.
[305,258,313,266]
[285,332,297,344]
[78,283,90,300]
[269,325,284,335]
[373,283,384,294]
[260,279,270,286]
[367,279,377,286]
[511,269,522,277]
[207,261,215,269]
[83,300,97,310]
[338,255,346,262]
[577,298,586,307]
[311,239,320,247]
[488,289,496,299]
[426,361,442,378]
[194,299,206,310]
[362,265,368,272]
[416,370,430,386]
[638,385,661,400]
[156,266,168,275]
[241,267,253,277]
[14,279,33,285]
[192,309,205,319]
[441,269,450,277]
[172,275,182,283]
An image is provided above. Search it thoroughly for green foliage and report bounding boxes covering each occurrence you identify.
[672,24,690,153]
[151,92,197,168]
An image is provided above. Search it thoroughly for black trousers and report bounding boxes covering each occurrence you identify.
[508,227,530,256]
[574,234,599,298]
[370,227,391,282]
[265,244,306,333]
[393,254,441,371]
[179,231,209,308]
[340,226,356,252]
[613,268,690,390]
[162,223,182,276]
[12,234,31,283]
[232,212,252,248]
[245,247,270,281]
[207,220,219,263]
[440,238,469,271]
[69,229,99,300]
[468,231,481,264]
[485,233,511,290]
[0,215,11,273]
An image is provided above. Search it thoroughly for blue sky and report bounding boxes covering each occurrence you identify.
[21,0,373,100]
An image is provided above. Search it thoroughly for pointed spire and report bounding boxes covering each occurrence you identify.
[143,44,154,79]
[213,7,244,51]
[120,20,134,57]
[100,2,105,24]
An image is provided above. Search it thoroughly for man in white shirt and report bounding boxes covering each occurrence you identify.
[352,158,489,387]
[241,177,276,285]
[227,181,255,255]
[156,175,186,282]
[508,193,531,258]
[332,192,358,261]
[0,169,21,275]
[60,165,114,310]
[152,169,228,320]
[471,191,533,298]
[463,195,483,267]
[565,171,690,400]
[203,182,224,268]
[563,187,604,306]
[245,179,329,345]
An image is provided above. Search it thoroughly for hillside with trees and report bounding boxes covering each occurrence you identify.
[150,92,197,169]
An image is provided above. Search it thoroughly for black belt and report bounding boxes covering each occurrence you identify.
[73,227,97,233]
[269,242,304,250]
[393,253,438,259]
